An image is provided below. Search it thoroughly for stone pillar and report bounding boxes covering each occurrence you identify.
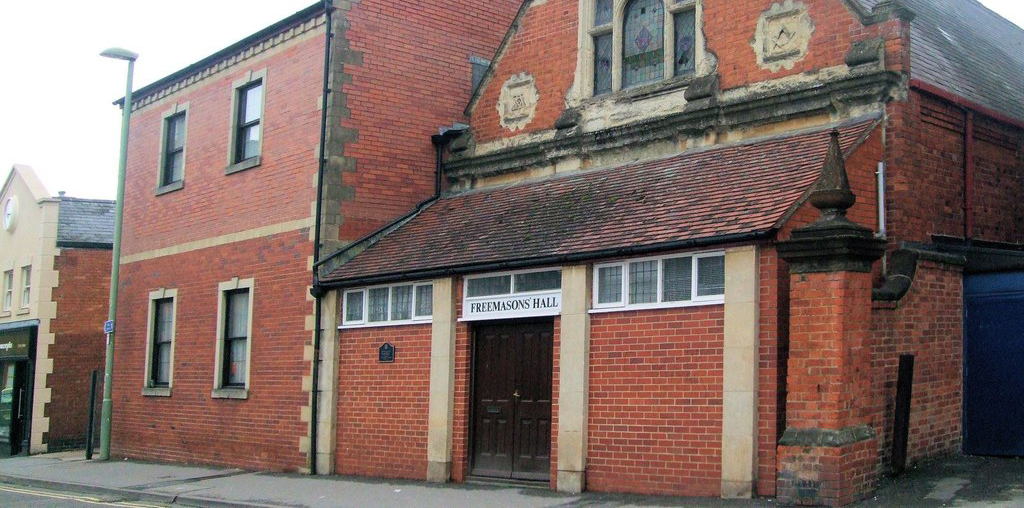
[776,131,885,507]
[426,278,458,482]
[557,265,591,493]
[315,290,340,474]
[721,246,759,499]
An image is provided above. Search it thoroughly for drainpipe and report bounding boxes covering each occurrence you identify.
[876,162,887,239]
[964,110,975,240]
[309,0,334,476]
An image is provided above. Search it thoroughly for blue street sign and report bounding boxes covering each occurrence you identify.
[104,320,115,335]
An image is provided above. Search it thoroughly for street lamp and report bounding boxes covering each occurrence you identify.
[98,47,137,461]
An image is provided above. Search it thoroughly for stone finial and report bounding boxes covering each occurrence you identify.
[808,130,856,225]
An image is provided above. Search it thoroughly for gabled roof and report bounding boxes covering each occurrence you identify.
[872,0,1024,124]
[57,197,116,248]
[2,165,50,203]
[321,116,881,286]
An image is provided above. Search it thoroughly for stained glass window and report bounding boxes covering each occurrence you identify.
[595,0,613,26]
[623,0,665,88]
[594,33,613,95]
[674,9,696,77]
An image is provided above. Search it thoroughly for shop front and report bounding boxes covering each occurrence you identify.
[0,320,36,457]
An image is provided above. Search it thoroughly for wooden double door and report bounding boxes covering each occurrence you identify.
[471,320,553,481]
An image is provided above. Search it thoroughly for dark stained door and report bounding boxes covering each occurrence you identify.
[471,321,553,480]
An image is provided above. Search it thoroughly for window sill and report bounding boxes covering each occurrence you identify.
[16,309,29,316]
[590,74,697,104]
[339,319,432,330]
[155,180,184,196]
[142,387,171,397]
[225,156,261,175]
[589,297,724,314]
[211,388,249,400]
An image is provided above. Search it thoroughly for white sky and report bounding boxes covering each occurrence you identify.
[1,0,1023,200]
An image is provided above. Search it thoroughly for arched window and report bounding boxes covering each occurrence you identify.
[623,0,665,88]
[591,0,700,96]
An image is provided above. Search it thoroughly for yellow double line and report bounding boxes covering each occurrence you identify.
[0,484,164,507]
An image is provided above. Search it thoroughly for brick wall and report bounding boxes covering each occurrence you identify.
[111,231,310,471]
[335,323,431,479]
[885,92,1024,247]
[871,261,963,468]
[121,31,324,257]
[587,306,724,497]
[470,0,906,144]
[757,246,785,497]
[46,248,111,451]
[337,0,522,241]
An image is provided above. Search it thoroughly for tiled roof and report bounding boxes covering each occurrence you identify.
[57,197,117,247]
[321,117,880,285]
[860,0,1024,123]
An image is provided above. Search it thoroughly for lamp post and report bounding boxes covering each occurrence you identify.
[98,47,137,461]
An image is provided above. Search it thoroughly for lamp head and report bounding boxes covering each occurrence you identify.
[100,47,138,62]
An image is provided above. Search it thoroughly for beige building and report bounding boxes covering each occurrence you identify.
[0,165,114,455]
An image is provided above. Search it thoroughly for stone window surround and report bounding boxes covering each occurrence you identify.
[1,269,12,315]
[212,277,255,399]
[591,249,725,312]
[578,0,705,98]
[19,265,31,311]
[155,102,190,196]
[142,288,178,397]
[225,69,268,175]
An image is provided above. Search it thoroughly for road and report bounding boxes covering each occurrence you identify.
[0,484,168,508]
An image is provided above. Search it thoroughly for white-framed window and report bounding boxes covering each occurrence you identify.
[586,0,701,96]
[2,270,12,313]
[342,282,434,328]
[213,277,254,399]
[19,266,31,309]
[592,251,724,312]
[143,288,177,397]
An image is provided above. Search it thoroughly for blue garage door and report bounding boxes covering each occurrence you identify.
[964,272,1024,457]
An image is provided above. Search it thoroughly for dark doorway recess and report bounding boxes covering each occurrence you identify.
[470,320,553,481]
[964,272,1024,457]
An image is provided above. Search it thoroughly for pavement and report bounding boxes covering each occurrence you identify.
[0,451,1021,507]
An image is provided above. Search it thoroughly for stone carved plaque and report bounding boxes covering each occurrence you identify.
[497,72,539,132]
[753,1,815,72]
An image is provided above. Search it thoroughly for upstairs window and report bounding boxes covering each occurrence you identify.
[623,0,665,88]
[226,69,267,174]
[161,113,186,187]
[590,0,700,96]
[234,82,262,163]
[2,270,12,313]
[20,266,30,309]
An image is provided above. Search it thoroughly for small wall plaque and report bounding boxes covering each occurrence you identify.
[378,342,396,363]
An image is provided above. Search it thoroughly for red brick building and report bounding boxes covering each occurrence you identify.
[1,165,114,456]
[113,0,1024,506]
[111,1,520,473]
[314,0,1024,506]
